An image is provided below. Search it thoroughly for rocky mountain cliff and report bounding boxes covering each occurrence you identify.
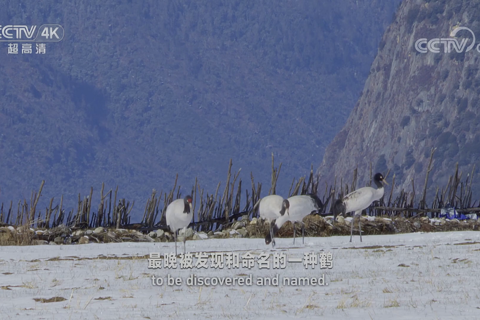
[317,0,480,200]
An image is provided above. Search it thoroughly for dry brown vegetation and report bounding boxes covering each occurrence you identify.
[1,152,479,243]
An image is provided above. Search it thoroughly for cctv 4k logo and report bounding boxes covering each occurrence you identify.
[0,24,64,42]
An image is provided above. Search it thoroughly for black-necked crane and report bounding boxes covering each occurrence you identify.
[265,194,323,247]
[333,173,388,242]
[166,195,193,255]
[256,195,290,245]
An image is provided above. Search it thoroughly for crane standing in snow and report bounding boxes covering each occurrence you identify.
[333,173,388,242]
[256,195,290,245]
[166,195,193,255]
[265,194,323,247]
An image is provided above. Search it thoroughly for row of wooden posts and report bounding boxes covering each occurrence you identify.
[0,150,478,232]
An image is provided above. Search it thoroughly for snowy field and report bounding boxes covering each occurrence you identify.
[1,231,480,319]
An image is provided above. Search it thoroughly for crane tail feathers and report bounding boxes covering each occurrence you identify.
[332,199,346,222]
[308,193,323,212]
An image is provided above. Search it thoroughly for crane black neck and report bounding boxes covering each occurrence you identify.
[374,179,384,189]
[183,197,192,214]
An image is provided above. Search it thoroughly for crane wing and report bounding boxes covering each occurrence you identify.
[343,187,376,212]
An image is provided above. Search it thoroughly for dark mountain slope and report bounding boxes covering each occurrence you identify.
[0,0,399,217]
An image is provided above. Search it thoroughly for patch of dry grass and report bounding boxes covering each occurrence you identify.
[33,296,67,303]
[31,254,149,263]
[384,298,400,308]
[0,226,34,246]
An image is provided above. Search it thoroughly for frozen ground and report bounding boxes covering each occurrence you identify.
[1,231,480,319]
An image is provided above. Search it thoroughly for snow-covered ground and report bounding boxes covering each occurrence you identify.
[1,232,480,319]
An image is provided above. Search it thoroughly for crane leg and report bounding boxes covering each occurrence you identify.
[270,224,276,248]
[302,222,305,244]
[174,230,178,256]
[350,216,354,242]
[293,221,296,244]
[359,217,362,242]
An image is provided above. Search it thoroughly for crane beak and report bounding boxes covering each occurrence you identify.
[382,179,389,185]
